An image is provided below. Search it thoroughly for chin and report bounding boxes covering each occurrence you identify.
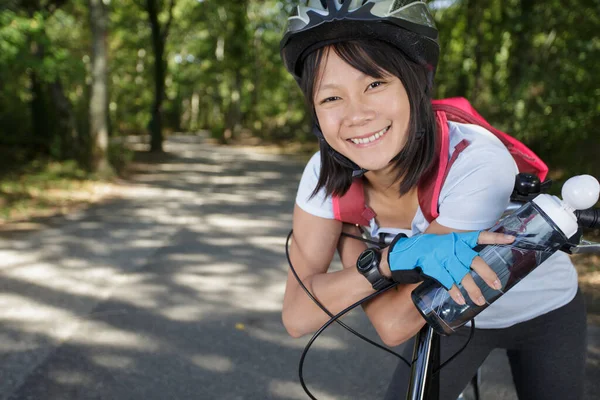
[356,160,392,172]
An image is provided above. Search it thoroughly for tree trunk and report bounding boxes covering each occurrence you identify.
[509,0,534,92]
[472,2,485,104]
[88,0,111,174]
[222,0,248,143]
[28,69,50,155]
[146,0,173,153]
[50,80,79,160]
[223,71,242,142]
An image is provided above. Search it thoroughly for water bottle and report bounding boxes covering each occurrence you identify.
[412,175,600,336]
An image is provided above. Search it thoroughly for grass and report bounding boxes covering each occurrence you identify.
[0,159,119,224]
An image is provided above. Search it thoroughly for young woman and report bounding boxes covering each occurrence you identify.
[279,1,586,399]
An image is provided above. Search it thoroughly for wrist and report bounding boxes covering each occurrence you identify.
[356,248,393,291]
[379,247,392,278]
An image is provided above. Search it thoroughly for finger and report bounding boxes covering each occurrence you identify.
[447,285,467,306]
[444,255,471,286]
[470,256,503,291]
[460,273,486,306]
[455,230,481,248]
[453,240,479,270]
[422,262,455,291]
[477,231,516,245]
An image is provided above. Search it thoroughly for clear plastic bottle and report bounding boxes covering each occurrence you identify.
[412,175,600,336]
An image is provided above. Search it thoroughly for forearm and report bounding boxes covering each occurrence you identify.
[282,264,375,338]
[361,283,426,346]
[337,232,425,346]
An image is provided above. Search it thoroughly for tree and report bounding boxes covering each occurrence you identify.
[88,0,111,173]
[145,0,175,152]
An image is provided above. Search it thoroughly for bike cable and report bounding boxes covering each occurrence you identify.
[286,229,475,399]
[431,319,475,377]
[286,230,409,363]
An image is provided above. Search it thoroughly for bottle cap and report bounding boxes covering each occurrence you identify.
[533,195,578,238]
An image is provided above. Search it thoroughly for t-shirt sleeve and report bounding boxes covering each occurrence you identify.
[295,152,335,219]
[435,143,518,231]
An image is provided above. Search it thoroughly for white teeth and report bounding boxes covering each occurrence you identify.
[350,126,389,144]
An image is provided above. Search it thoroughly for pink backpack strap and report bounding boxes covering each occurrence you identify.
[418,110,451,223]
[332,178,376,226]
[433,98,548,181]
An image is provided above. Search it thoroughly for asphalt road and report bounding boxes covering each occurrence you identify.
[0,135,597,400]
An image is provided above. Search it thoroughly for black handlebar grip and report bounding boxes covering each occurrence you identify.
[575,209,600,229]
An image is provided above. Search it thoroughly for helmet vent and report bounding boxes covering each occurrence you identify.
[391,0,415,11]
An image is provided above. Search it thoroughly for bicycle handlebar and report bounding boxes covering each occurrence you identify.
[575,208,600,229]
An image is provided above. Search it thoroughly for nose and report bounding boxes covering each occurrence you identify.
[343,99,375,127]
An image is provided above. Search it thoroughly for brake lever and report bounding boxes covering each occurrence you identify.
[560,229,600,254]
[564,240,600,255]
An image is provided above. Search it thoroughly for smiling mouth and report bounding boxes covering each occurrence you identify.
[348,126,390,145]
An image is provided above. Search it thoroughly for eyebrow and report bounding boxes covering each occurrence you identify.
[317,83,341,92]
[316,71,383,93]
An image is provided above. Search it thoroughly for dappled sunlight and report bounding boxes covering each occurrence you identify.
[208,191,263,204]
[249,326,347,351]
[3,262,119,295]
[0,136,402,399]
[159,303,214,323]
[208,175,263,185]
[198,236,244,247]
[128,238,171,248]
[168,253,213,263]
[49,370,93,386]
[173,271,245,293]
[92,354,135,369]
[69,320,161,351]
[269,379,338,400]
[254,189,291,202]
[247,235,287,254]
[190,354,234,373]
[179,262,246,274]
[254,171,285,180]
[206,214,287,229]
[152,163,224,174]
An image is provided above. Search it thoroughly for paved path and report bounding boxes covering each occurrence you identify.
[0,135,597,400]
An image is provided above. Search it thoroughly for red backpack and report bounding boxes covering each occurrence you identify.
[332,97,548,226]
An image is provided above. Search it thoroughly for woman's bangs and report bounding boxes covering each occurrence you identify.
[332,41,392,80]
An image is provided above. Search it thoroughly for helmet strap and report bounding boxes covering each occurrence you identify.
[313,121,368,178]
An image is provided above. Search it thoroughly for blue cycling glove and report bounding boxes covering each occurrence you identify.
[387,231,482,290]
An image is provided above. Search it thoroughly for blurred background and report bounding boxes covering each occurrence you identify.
[1,0,598,191]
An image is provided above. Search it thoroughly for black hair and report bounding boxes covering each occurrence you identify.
[299,39,438,198]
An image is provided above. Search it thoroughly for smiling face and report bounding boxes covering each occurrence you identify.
[313,48,411,173]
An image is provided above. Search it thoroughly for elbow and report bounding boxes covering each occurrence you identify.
[380,331,413,348]
[375,318,424,348]
[282,309,309,339]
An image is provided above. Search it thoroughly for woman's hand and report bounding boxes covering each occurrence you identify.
[379,231,515,306]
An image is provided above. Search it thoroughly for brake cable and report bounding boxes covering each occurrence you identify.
[285,229,475,399]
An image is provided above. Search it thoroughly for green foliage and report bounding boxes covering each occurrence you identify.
[431,0,599,177]
[0,0,597,179]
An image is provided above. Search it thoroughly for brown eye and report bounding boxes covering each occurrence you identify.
[368,81,385,90]
[320,96,340,104]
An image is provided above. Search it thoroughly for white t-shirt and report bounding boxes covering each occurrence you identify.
[295,121,578,329]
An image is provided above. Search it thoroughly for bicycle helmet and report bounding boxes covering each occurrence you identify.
[280,0,439,83]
